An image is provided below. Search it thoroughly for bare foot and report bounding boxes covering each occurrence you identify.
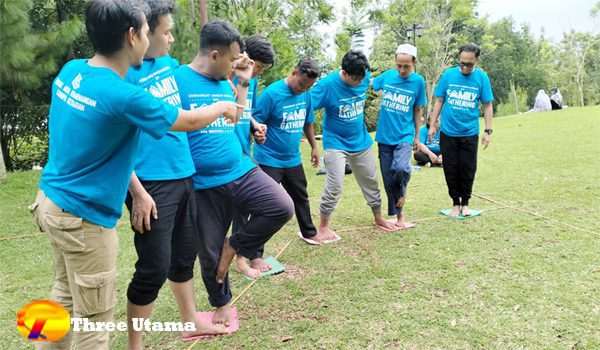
[316,226,339,242]
[235,255,261,279]
[374,216,398,232]
[449,205,461,217]
[395,213,416,229]
[182,316,228,338]
[250,257,272,272]
[212,304,232,328]
[216,238,236,284]
[461,206,471,216]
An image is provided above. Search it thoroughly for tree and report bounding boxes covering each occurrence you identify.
[370,0,479,114]
[0,0,82,170]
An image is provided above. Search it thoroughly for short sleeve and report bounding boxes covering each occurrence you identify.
[253,89,273,123]
[434,70,449,98]
[372,73,385,92]
[480,72,494,104]
[310,78,329,111]
[305,92,315,124]
[121,84,178,139]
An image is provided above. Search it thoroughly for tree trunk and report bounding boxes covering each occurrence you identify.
[0,135,7,181]
[199,0,208,27]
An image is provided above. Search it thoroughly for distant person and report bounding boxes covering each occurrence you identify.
[550,88,563,110]
[530,89,551,112]
[414,122,442,166]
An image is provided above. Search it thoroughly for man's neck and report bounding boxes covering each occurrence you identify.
[88,53,130,78]
[189,55,219,80]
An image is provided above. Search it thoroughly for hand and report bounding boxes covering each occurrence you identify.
[413,137,420,151]
[428,153,438,163]
[130,190,157,234]
[427,125,437,143]
[253,123,267,144]
[481,132,491,149]
[311,148,320,168]
[232,52,254,82]
[218,101,240,124]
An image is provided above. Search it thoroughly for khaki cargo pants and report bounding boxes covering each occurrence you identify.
[30,191,117,350]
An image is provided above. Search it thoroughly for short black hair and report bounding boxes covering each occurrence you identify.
[199,20,243,54]
[145,0,175,33]
[296,58,320,79]
[341,50,370,79]
[244,35,275,65]
[85,0,150,56]
[458,43,481,58]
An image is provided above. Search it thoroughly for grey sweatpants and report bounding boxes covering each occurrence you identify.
[319,147,382,216]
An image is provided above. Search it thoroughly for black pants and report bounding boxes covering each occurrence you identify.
[233,164,317,257]
[195,167,294,307]
[440,132,478,206]
[125,177,199,306]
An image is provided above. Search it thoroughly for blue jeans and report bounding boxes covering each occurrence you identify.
[378,143,412,216]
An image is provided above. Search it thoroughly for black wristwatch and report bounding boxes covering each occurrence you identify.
[238,79,250,87]
[484,129,493,135]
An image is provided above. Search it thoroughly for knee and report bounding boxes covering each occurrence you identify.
[127,268,168,305]
[277,193,294,222]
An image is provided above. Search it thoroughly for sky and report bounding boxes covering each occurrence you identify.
[317,0,599,60]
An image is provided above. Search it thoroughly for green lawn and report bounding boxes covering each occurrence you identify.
[1,106,600,349]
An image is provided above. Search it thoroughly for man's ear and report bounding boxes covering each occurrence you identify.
[126,27,136,47]
[209,50,219,61]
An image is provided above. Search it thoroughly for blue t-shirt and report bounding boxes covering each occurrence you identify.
[253,79,314,168]
[234,77,258,156]
[373,70,427,145]
[418,125,441,154]
[126,55,195,181]
[40,59,178,228]
[311,70,373,152]
[434,66,494,137]
[174,65,256,190]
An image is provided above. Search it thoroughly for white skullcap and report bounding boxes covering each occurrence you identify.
[396,44,417,58]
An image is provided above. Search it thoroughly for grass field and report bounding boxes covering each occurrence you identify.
[1,106,600,349]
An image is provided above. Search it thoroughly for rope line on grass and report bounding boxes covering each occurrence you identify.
[472,193,599,236]
[0,232,44,242]
[185,238,294,350]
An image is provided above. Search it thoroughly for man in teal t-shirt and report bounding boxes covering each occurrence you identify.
[372,44,426,229]
[414,122,442,166]
[176,20,293,328]
[429,43,494,217]
[311,50,398,240]
[252,58,335,249]
[30,2,239,348]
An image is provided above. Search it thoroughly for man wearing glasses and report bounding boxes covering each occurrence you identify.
[428,43,494,217]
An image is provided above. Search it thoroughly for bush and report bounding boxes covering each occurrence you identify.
[0,105,49,171]
[495,85,529,117]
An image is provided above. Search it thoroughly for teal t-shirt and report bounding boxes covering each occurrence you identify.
[311,70,373,152]
[40,59,178,228]
[174,65,256,190]
[125,55,195,181]
[434,66,494,137]
[418,125,441,154]
[253,79,314,168]
[373,70,427,145]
